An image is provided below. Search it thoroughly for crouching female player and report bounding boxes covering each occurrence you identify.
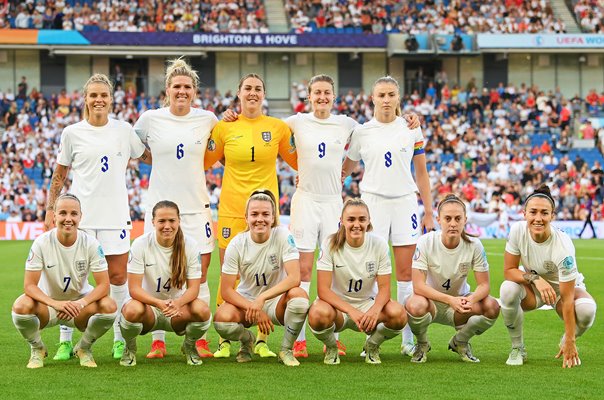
[500,185,596,368]
[118,201,212,366]
[12,194,116,368]
[213,190,309,367]
[308,198,406,365]
[406,194,499,363]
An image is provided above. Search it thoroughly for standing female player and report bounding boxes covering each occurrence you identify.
[308,198,406,365]
[13,194,117,368]
[343,76,434,356]
[213,190,309,366]
[134,58,217,359]
[285,74,356,357]
[406,194,500,363]
[45,74,148,361]
[500,185,596,368]
[205,74,298,358]
[119,201,212,367]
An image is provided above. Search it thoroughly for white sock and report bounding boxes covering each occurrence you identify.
[397,281,414,345]
[198,282,211,341]
[455,315,497,343]
[119,317,143,351]
[407,312,432,343]
[152,331,166,342]
[80,312,117,350]
[574,298,597,338]
[214,322,245,342]
[367,322,401,347]
[500,280,526,348]
[12,312,43,349]
[282,297,309,351]
[310,324,337,349]
[296,281,311,342]
[184,318,212,346]
[59,325,73,342]
[110,283,128,342]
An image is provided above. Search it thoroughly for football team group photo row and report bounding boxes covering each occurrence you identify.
[11,58,596,370]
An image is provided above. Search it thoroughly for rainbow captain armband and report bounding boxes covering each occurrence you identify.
[413,141,425,156]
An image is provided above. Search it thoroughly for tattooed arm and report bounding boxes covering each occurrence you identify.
[44,164,69,231]
[138,148,152,165]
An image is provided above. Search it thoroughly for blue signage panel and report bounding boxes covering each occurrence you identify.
[38,30,89,45]
[81,32,387,48]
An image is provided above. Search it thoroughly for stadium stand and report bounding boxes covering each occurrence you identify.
[2,0,590,34]
[2,0,269,33]
[573,0,604,32]
[286,0,569,34]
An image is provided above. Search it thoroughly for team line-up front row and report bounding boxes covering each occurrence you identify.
[12,186,597,369]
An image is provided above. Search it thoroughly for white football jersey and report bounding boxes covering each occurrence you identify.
[222,226,299,300]
[134,107,218,213]
[316,233,391,306]
[285,113,356,196]
[57,119,145,229]
[505,221,578,294]
[347,117,424,198]
[412,231,489,296]
[25,229,108,300]
[128,231,201,300]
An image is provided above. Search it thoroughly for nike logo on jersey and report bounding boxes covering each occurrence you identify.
[145,263,155,267]
[411,233,419,237]
[335,265,345,268]
[46,264,56,269]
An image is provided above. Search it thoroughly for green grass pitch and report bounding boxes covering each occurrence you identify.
[1,239,603,399]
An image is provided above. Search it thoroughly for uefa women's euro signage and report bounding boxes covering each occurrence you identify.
[477,34,604,49]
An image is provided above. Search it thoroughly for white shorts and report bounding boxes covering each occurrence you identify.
[289,190,342,251]
[361,192,420,246]
[145,210,215,254]
[431,300,456,327]
[336,298,374,333]
[240,292,284,326]
[150,305,181,334]
[82,228,130,255]
[44,293,85,329]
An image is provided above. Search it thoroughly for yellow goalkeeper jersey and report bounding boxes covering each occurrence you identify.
[205,114,298,218]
